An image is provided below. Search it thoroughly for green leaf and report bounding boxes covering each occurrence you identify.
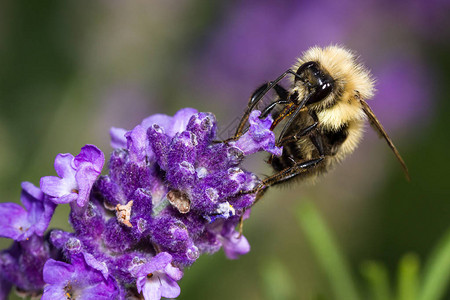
[360,261,392,300]
[297,201,360,300]
[396,253,419,300]
[419,228,450,300]
[260,257,295,300]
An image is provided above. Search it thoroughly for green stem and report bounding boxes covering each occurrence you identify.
[418,229,450,300]
[297,201,360,300]
[361,261,392,300]
[397,253,419,300]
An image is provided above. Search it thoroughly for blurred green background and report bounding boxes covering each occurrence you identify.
[1,1,449,299]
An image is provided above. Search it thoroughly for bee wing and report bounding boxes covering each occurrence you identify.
[360,99,410,181]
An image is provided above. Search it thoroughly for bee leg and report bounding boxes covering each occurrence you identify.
[259,98,290,118]
[238,213,244,237]
[238,188,267,237]
[269,90,308,131]
[256,83,290,106]
[277,122,318,145]
[234,69,301,139]
[233,82,289,139]
[248,157,325,205]
[309,131,325,156]
[259,87,291,118]
[220,84,290,144]
[267,120,318,164]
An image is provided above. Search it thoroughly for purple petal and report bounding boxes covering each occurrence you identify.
[125,124,149,163]
[222,232,251,260]
[142,276,162,300]
[75,280,118,300]
[75,164,100,207]
[164,264,183,281]
[42,259,73,284]
[167,108,199,136]
[134,252,172,277]
[136,276,146,294]
[42,284,67,300]
[40,153,77,200]
[110,127,128,149]
[74,145,104,173]
[141,108,198,137]
[20,183,44,226]
[53,153,76,179]
[40,175,76,200]
[20,181,44,211]
[0,202,30,240]
[74,146,104,206]
[159,273,181,298]
[35,198,56,236]
[0,276,12,300]
[21,182,56,236]
[56,193,78,205]
[141,113,172,133]
[231,110,282,156]
[83,252,109,280]
[0,183,55,240]
[43,258,118,300]
[41,145,103,206]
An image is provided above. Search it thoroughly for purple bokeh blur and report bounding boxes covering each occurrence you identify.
[192,0,447,131]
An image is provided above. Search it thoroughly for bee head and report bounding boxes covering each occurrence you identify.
[295,61,335,106]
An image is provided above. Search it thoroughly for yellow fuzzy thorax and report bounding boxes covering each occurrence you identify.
[293,45,375,130]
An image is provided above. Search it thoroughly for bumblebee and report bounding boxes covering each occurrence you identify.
[234,45,409,201]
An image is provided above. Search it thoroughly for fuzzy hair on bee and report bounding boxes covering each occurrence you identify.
[271,46,375,174]
[232,45,409,201]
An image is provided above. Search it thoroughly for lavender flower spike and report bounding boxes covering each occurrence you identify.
[1,107,281,299]
[40,144,105,207]
[0,182,55,241]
